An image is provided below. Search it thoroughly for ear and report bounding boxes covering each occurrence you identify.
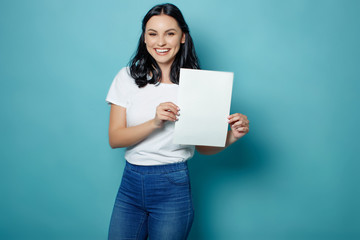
[181,33,186,44]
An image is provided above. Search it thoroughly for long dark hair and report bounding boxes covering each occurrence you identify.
[129,3,200,87]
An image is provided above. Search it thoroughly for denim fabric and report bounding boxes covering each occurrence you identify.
[108,161,194,240]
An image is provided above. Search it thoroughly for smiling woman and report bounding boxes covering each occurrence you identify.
[105,3,250,240]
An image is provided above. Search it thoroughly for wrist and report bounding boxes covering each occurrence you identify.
[150,119,162,129]
[226,131,238,146]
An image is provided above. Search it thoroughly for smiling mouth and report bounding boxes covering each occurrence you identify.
[155,48,170,54]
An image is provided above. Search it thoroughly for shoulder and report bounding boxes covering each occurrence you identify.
[115,66,132,81]
[113,66,137,88]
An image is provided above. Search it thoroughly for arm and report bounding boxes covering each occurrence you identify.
[108,102,179,148]
[195,113,250,155]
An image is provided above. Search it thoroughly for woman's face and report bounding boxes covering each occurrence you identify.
[144,14,185,68]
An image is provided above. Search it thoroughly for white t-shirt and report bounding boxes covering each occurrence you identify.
[106,67,195,166]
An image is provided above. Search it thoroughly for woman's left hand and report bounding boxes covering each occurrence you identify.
[227,113,250,140]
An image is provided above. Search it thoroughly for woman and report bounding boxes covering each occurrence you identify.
[106,3,249,239]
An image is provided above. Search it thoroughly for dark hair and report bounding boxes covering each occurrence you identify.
[129,3,200,87]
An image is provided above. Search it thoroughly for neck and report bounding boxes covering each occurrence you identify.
[158,63,172,84]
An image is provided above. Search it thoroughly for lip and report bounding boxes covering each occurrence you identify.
[154,48,171,55]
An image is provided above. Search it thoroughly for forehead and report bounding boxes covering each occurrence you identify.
[145,14,180,30]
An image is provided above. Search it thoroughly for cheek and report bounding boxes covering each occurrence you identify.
[144,42,154,55]
[145,37,155,47]
[170,37,182,48]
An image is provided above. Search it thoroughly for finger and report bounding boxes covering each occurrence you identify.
[227,113,241,119]
[160,103,179,115]
[161,102,180,111]
[228,115,242,124]
[234,127,249,132]
[229,116,250,125]
[160,111,177,119]
[231,121,247,127]
[159,112,177,121]
[236,119,250,126]
[160,107,178,118]
[159,115,177,122]
[228,113,248,121]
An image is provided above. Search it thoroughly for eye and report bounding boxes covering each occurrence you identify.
[149,32,156,36]
[168,32,175,36]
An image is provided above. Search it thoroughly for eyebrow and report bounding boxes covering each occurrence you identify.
[147,28,178,32]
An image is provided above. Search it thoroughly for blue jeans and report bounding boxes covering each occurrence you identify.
[108,161,194,240]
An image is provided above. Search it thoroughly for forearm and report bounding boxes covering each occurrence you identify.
[196,130,238,155]
[109,119,159,148]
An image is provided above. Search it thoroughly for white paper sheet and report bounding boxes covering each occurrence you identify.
[173,68,234,147]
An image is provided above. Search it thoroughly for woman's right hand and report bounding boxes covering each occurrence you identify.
[154,102,180,128]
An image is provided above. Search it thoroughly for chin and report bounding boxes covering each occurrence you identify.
[153,56,176,66]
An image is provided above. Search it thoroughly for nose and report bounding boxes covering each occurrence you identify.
[157,36,166,47]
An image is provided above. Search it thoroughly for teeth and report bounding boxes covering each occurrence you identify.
[156,49,169,53]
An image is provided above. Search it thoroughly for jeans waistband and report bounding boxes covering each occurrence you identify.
[125,161,188,174]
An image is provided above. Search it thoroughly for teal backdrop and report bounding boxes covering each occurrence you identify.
[1,0,359,239]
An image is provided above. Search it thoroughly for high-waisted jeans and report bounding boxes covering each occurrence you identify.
[108,161,194,240]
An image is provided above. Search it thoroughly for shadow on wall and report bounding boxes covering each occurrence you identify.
[187,103,270,240]
[186,28,272,238]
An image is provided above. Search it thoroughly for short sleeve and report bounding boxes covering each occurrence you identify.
[105,67,137,108]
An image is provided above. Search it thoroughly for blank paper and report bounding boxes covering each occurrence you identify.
[173,68,233,147]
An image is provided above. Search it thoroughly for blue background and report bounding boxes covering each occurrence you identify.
[1,0,359,239]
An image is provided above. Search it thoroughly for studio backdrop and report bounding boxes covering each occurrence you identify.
[1,0,359,239]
